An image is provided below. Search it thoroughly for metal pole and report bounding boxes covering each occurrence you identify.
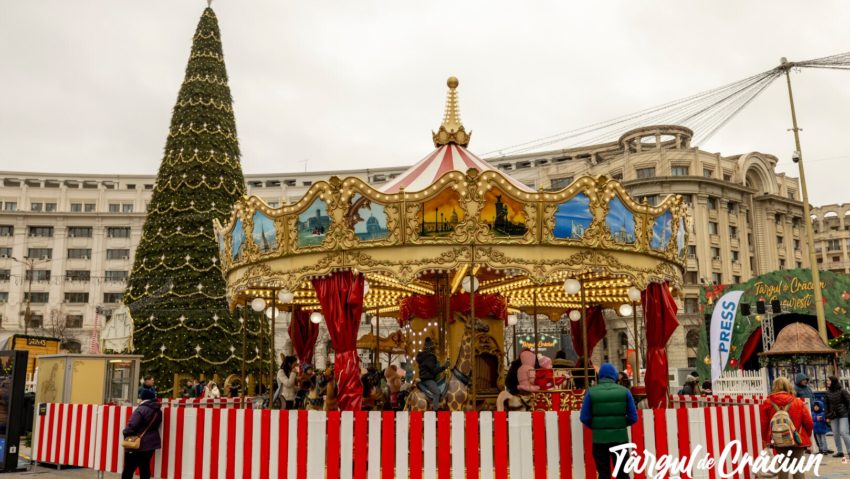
[632,301,641,386]
[258,304,264,399]
[780,58,828,343]
[375,307,381,369]
[269,292,276,409]
[580,281,588,387]
[469,245,477,408]
[240,305,247,409]
[513,324,518,362]
[25,260,33,337]
[533,291,539,357]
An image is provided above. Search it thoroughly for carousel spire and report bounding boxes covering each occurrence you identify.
[432,76,472,147]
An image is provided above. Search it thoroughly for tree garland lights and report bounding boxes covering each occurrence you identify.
[125,7,261,395]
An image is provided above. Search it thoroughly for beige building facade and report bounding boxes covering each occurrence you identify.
[0,125,821,373]
[811,204,850,274]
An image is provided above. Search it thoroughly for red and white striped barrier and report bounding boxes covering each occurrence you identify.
[671,394,766,408]
[166,397,255,408]
[35,403,764,479]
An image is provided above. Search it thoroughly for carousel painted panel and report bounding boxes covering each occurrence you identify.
[605,196,637,245]
[650,210,673,252]
[251,210,279,254]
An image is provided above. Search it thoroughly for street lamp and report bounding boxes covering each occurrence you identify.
[564,278,588,387]
[250,297,266,401]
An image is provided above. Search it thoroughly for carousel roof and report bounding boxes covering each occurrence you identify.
[760,322,839,356]
[380,77,534,194]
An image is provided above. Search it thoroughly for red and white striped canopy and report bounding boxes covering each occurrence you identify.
[380,144,533,193]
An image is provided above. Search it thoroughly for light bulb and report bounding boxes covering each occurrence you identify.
[569,310,581,322]
[461,276,480,293]
[251,297,266,312]
[507,314,518,326]
[618,304,634,317]
[278,290,294,304]
[363,280,370,296]
[627,286,642,303]
[310,312,323,324]
[564,279,581,295]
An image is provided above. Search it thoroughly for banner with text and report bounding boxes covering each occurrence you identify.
[710,290,744,382]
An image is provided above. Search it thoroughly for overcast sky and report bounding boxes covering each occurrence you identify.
[1,1,848,205]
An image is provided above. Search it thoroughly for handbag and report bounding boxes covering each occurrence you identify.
[122,409,160,450]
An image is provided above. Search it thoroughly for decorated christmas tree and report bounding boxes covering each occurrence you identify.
[125,7,259,395]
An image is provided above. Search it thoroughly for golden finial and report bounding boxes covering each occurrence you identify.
[432,76,471,147]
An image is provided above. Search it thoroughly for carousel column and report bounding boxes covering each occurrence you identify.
[533,291,539,357]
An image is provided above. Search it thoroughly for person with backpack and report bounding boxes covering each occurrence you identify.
[759,377,813,478]
[824,375,850,461]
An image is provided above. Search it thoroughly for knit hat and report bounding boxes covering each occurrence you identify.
[140,387,157,401]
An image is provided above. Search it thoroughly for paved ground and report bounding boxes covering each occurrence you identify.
[6,452,849,477]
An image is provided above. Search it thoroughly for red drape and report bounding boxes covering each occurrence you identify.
[641,282,679,409]
[738,329,762,369]
[288,308,319,367]
[312,270,365,411]
[399,292,508,324]
[569,305,607,359]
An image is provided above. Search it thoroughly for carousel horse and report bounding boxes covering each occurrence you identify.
[405,314,489,411]
[360,369,386,411]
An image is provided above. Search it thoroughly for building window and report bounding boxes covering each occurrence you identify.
[25,270,51,282]
[793,239,801,250]
[84,203,96,212]
[707,196,717,210]
[727,202,737,214]
[67,248,91,260]
[549,177,573,190]
[3,202,17,212]
[687,245,697,258]
[126,184,136,190]
[0,270,10,281]
[144,184,153,190]
[684,297,699,314]
[777,236,784,246]
[122,204,134,213]
[711,273,722,284]
[0,225,13,237]
[787,190,796,200]
[611,172,623,180]
[779,259,786,270]
[684,271,698,284]
[711,247,721,259]
[45,203,57,212]
[28,226,54,237]
[105,271,128,282]
[733,275,741,284]
[68,226,92,238]
[30,202,43,212]
[24,292,49,303]
[65,270,91,282]
[671,166,689,176]
[729,226,738,238]
[636,167,656,179]
[103,293,123,304]
[703,168,713,178]
[796,261,802,269]
[27,248,52,259]
[70,203,82,212]
[0,247,11,257]
[107,227,131,238]
[680,194,693,206]
[108,204,120,213]
[708,222,718,235]
[0,292,7,303]
[64,292,89,303]
[106,249,130,260]
[731,250,739,262]
[65,315,84,328]
[27,314,43,329]
[723,173,732,182]
[302,181,313,187]
[828,239,841,251]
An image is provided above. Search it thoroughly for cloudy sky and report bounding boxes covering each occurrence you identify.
[2,1,848,205]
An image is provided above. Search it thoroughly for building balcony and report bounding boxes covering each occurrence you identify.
[795,250,802,260]
[778,248,786,257]
[732,261,742,273]
[728,213,738,225]
[776,224,785,234]
[708,209,718,220]
[711,258,722,269]
[730,237,739,249]
[792,227,801,237]
[710,234,720,245]
[687,257,698,270]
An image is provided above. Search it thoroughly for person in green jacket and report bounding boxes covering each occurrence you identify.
[579,363,638,479]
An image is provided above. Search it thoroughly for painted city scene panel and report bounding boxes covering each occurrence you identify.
[606,197,636,244]
[252,211,277,253]
[231,218,245,259]
[419,189,464,237]
[479,189,527,237]
[651,210,673,251]
[553,192,592,240]
[296,198,330,247]
[348,193,390,241]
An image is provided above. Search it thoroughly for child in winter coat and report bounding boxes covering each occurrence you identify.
[812,400,832,454]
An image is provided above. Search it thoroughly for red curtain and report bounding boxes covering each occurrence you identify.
[312,270,365,411]
[641,282,679,409]
[399,292,507,324]
[569,305,607,360]
[738,329,761,369]
[288,308,319,367]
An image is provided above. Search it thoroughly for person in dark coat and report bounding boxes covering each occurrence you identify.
[137,375,156,401]
[824,376,850,460]
[415,337,446,411]
[794,373,814,401]
[121,388,162,479]
[580,363,638,479]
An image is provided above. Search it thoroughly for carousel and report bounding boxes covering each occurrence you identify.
[214,77,688,411]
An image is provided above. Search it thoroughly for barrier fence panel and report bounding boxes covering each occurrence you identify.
[34,403,765,479]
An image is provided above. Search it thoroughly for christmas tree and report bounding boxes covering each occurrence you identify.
[125,7,258,395]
